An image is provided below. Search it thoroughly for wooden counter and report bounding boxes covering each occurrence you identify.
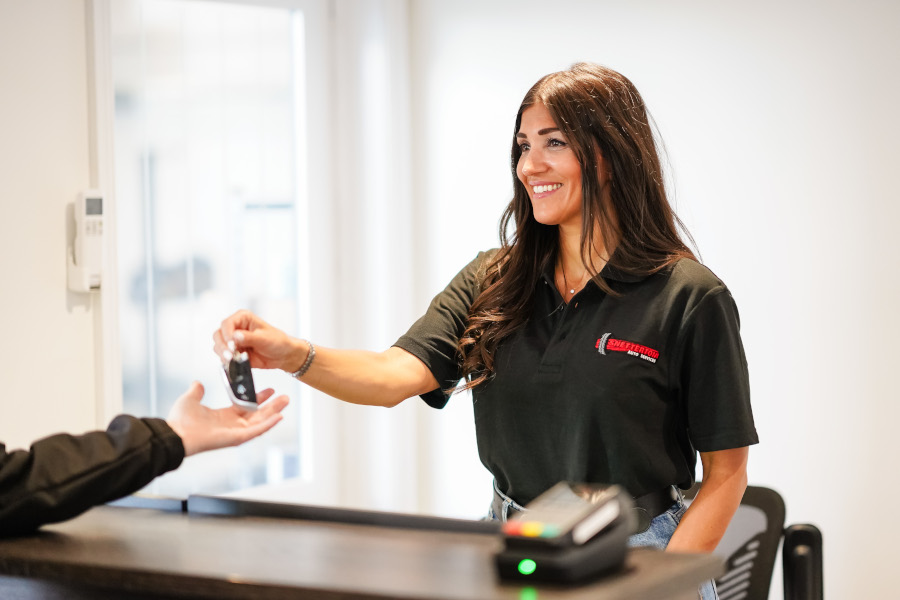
[0,500,721,599]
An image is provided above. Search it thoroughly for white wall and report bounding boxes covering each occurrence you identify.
[409,0,900,598]
[0,0,99,450]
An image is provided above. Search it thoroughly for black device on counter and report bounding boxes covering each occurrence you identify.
[495,482,636,583]
[222,350,258,410]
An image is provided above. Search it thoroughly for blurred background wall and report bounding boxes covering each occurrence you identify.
[0,0,98,450]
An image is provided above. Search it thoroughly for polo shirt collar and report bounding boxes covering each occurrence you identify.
[601,262,647,283]
[539,253,649,287]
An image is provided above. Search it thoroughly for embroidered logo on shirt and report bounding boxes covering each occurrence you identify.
[596,333,659,363]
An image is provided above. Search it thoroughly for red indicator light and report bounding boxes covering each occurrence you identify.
[503,521,523,536]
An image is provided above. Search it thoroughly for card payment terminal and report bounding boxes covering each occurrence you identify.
[495,482,636,583]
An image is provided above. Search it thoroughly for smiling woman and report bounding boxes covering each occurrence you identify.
[209,61,757,600]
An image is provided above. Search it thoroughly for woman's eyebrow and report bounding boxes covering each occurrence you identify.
[515,127,561,139]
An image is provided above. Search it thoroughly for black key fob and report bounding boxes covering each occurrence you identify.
[222,350,258,410]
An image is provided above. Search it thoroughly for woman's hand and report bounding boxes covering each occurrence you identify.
[166,381,290,456]
[213,309,306,373]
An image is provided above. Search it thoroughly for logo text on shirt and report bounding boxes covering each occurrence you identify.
[596,333,659,363]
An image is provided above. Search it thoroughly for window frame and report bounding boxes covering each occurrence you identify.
[88,0,340,504]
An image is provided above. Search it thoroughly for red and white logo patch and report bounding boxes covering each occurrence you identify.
[595,333,659,364]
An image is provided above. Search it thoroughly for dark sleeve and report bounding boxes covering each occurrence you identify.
[393,250,494,409]
[677,288,759,452]
[0,416,185,536]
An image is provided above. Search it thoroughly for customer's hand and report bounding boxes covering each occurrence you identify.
[213,309,302,372]
[166,381,289,456]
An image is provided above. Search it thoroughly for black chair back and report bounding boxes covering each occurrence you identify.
[684,484,786,600]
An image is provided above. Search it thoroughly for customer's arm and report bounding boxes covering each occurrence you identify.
[0,382,288,536]
[0,414,184,536]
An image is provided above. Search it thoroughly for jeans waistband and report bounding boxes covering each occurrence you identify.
[490,479,528,522]
[489,480,682,528]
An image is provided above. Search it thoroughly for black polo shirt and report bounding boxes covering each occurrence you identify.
[395,251,758,506]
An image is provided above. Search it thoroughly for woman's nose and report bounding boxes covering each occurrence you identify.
[521,149,545,176]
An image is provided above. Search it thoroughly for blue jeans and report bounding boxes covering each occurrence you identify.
[627,498,719,600]
[489,481,718,600]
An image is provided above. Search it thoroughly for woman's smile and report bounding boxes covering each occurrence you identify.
[530,181,563,198]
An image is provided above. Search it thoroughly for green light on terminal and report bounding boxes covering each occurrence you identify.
[517,559,537,575]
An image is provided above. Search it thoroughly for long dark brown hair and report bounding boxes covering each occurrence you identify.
[457,62,696,391]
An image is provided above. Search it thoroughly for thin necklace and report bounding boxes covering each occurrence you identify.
[562,265,575,296]
[560,262,587,298]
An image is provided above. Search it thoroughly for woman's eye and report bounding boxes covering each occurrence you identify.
[518,142,530,152]
[547,138,567,148]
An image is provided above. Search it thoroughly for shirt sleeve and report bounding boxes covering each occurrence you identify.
[0,416,185,536]
[676,288,759,452]
[393,250,494,409]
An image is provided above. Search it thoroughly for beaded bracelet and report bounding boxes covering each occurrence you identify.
[290,340,316,379]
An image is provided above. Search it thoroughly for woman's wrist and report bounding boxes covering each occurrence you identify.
[286,339,316,378]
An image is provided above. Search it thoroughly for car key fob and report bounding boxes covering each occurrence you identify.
[222,349,258,410]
